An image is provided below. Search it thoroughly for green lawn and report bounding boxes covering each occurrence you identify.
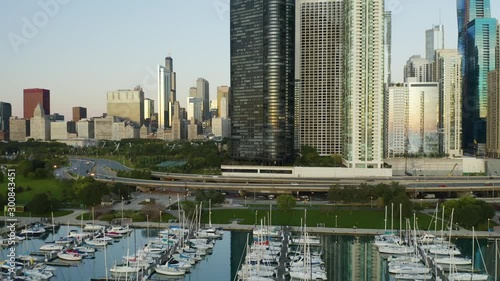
[8,175,71,204]
[201,207,435,230]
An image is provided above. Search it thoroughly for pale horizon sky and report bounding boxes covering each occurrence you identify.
[1,0,499,119]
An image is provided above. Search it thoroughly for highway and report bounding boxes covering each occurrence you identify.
[60,158,500,197]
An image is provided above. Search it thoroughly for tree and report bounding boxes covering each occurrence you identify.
[27,193,51,214]
[277,195,296,212]
[73,177,109,206]
[444,196,495,229]
[141,203,166,221]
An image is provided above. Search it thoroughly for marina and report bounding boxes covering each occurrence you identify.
[0,221,498,280]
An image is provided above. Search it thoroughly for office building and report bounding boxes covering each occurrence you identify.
[49,113,64,122]
[426,25,444,61]
[296,0,344,156]
[196,78,210,121]
[50,122,68,140]
[158,57,177,129]
[404,55,433,83]
[9,117,29,142]
[212,117,231,138]
[187,97,203,123]
[230,0,295,165]
[217,86,230,118]
[0,102,12,140]
[107,88,144,126]
[94,116,116,140]
[344,0,385,168]
[487,24,500,158]
[23,88,50,119]
[387,83,440,157]
[383,11,392,158]
[29,104,50,141]
[76,120,94,139]
[144,98,154,121]
[457,0,497,149]
[112,121,140,140]
[435,49,463,157]
[72,107,87,122]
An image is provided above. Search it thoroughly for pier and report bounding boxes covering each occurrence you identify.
[276,226,290,281]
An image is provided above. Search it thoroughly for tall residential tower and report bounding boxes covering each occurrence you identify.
[230,0,295,165]
[344,0,385,168]
[296,0,344,156]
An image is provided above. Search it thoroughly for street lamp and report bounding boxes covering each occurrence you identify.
[255,210,258,225]
[159,211,162,228]
[335,215,338,228]
[244,196,247,206]
[370,197,373,208]
[488,218,491,231]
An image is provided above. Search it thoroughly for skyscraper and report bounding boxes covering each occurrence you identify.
[107,88,145,126]
[217,86,230,118]
[404,55,433,82]
[23,88,50,119]
[157,57,176,129]
[72,106,87,122]
[0,102,12,140]
[344,0,385,168]
[383,11,392,158]
[143,98,154,121]
[196,78,210,121]
[296,0,344,156]
[457,0,497,150]
[435,49,463,157]
[230,0,295,165]
[426,25,445,61]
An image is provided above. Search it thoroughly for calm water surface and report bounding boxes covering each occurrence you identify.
[1,227,498,281]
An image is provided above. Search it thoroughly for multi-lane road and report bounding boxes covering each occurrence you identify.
[55,157,500,199]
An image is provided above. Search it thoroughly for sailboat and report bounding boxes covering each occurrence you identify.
[448,227,489,281]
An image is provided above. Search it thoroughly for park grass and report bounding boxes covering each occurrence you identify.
[8,175,71,204]
[201,207,435,230]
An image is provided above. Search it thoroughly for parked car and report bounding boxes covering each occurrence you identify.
[485,182,493,186]
[439,184,447,187]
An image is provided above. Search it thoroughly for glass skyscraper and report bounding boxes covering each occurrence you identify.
[230,0,295,165]
[457,0,497,149]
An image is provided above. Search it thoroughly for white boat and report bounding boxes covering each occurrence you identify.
[387,255,421,263]
[57,251,83,261]
[109,225,133,234]
[22,268,54,279]
[83,222,105,232]
[435,256,472,265]
[388,265,430,274]
[155,265,186,276]
[110,265,141,276]
[395,273,433,280]
[428,245,461,256]
[20,226,46,236]
[32,263,56,272]
[289,271,327,280]
[378,245,414,255]
[74,246,96,253]
[85,238,108,247]
[39,243,64,251]
[448,273,489,280]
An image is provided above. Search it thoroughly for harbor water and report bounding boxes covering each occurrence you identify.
[0,226,498,281]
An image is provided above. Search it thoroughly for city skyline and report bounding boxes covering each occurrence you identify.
[2,1,500,119]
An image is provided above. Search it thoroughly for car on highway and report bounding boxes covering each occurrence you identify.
[485,182,493,186]
[439,184,447,187]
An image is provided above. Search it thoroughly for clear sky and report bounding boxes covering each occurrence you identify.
[1,0,499,119]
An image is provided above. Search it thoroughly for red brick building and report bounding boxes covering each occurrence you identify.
[23,88,50,119]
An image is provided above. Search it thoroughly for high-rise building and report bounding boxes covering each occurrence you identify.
[107,88,144,126]
[72,107,87,122]
[196,78,210,121]
[217,86,230,118]
[457,0,497,149]
[344,0,385,168]
[230,0,295,165]
[158,57,176,129]
[0,102,12,140]
[189,87,197,98]
[29,103,50,141]
[387,82,440,157]
[435,49,463,157]
[487,24,500,158]
[23,88,50,119]
[296,0,344,156]
[383,11,392,158]
[9,117,29,142]
[187,97,203,123]
[144,98,154,121]
[426,25,445,61]
[404,55,433,82]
